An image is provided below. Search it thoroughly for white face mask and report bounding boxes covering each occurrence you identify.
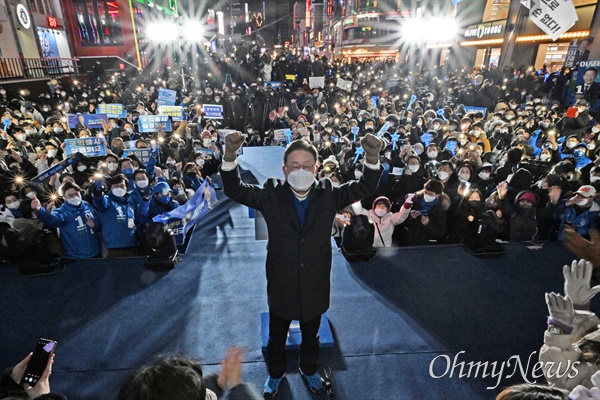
[408,164,420,173]
[16,133,26,141]
[374,208,387,217]
[53,127,63,133]
[423,194,437,203]
[592,127,600,134]
[472,131,481,138]
[438,171,449,180]
[479,172,490,180]
[67,196,82,206]
[26,192,36,199]
[577,199,590,207]
[354,170,363,180]
[459,139,468,146]
[195,158,205,166]
[107,162,118,172]
[6,200,20,210]
[332,181,341,188]
[540,153,551,162]
[47,149,57,158]
[566,142,577,149]
[77,165,87,172]
[458,173,470,182]
[590,176,600,183]
[203,139,212,147]
[136,180,148,188]
[111,188,127,198]
[427,151,438,159]
[287,168,315,192]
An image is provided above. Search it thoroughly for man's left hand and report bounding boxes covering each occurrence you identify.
[360,133,384,165]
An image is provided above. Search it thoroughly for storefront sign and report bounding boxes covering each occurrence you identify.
[464,20,506,40]
[16,4,31,29]
[47,16,58,29]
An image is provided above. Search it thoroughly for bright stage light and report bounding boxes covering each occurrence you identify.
[401,17,458,43]
[183,20,205,42]
[146,21,178,43]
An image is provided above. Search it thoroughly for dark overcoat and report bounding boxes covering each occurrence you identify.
[221,165,382,321]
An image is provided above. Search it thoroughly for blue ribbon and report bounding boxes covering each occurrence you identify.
[390,133,400,150]
[353,146,364,164]
[407,95,417,109]
[437,109,446,121]
[351,126,360,142]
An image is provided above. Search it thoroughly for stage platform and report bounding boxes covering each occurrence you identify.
[0,146,582,399]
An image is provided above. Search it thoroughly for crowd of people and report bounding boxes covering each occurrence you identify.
[1,41,600,398]
[1,46,599,260]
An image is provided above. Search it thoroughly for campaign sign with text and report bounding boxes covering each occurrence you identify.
[463,106,487,117]
[97,103,126,118]
[203,104,223,119]
[157,88,177,106]
[309,76,325,89]
[194,147,218,159]
[138,115,172,133]
[67,113,108,129]
[158,106,185,121]
[65,137,107,157]
[123,148,152,164]
[153,179,218,244]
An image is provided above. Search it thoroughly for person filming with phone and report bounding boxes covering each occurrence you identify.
[220,131,383,397]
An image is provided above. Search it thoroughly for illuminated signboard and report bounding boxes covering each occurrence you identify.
[464,20,506,40]
[48,16,58,29]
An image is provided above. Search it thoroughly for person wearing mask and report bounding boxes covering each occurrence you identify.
[182,162,204,192]
[220,132,383,397]
[554,185,600,240]
[32,182,101,258]
[436,160,459,200]
[448,189,487,243]
[355,196,410,247]
[92,174,138,257]
[397,179,450,246]
[137,181,180,224]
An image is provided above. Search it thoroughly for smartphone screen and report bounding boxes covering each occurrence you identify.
[20,338,57,387]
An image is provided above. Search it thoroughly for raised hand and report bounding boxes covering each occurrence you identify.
[224,131,245,162]
[360,133,384,164]
[564,258,600,308]
[545,292,574,332]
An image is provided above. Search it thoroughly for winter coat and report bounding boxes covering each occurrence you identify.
[397,191,451,246]
[221,164,382,321]
[35,201,101,258]
[92,192,137,249]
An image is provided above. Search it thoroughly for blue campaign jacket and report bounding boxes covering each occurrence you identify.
[556,199,600,239]
[93,192,137,249]
[36,201,101,258]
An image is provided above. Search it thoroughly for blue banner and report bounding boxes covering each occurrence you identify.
[38,30,59,58]
[138,115,172,132]
[64,137,107,157]
[157,88,177,106]
[264,81,282,89]
[32,153,80,183]
[152,180,219,245]
[67,113,108,129]
[203,104,223,119]
[158,105,185,121]
[98,103,126,118]
[123,148,152,165]
[463,106,487,117]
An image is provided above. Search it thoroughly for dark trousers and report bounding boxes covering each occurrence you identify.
[266,312,321,378]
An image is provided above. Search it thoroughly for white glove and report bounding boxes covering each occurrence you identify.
[564,259,600,309]
[570,385,600,400]
[545,292,574,332]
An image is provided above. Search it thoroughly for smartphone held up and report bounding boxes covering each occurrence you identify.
[20,338,57,387]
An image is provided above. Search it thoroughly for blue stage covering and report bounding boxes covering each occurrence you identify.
[0,146,583,399]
